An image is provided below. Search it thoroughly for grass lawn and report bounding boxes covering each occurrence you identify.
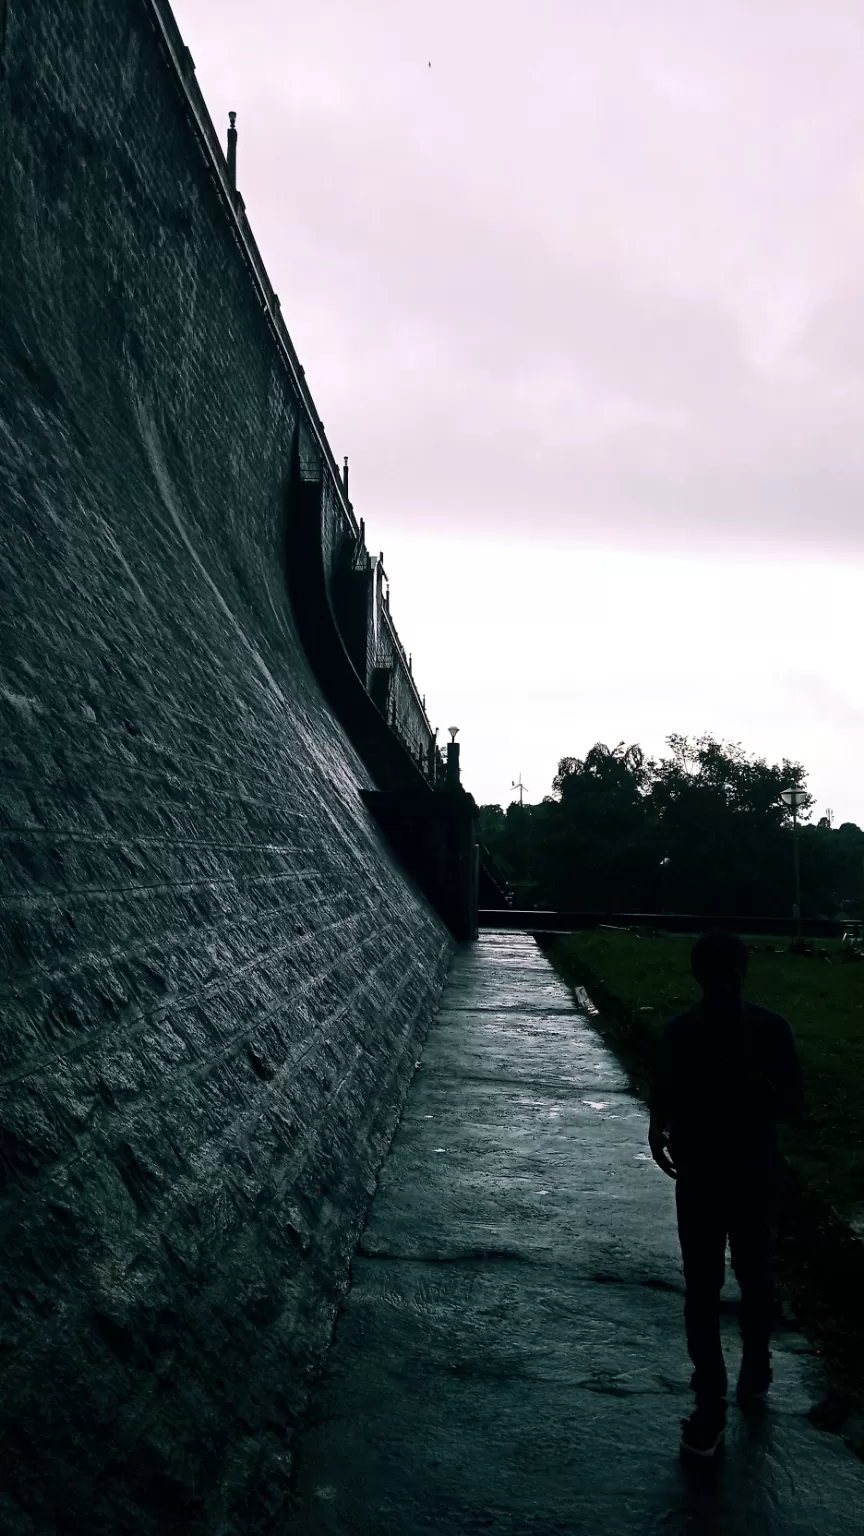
[544,927,864,1436]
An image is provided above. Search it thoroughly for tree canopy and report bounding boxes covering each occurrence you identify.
[479,735,864,918]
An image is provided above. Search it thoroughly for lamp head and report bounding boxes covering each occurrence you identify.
[448,726,459,742]
[781,787,808,810]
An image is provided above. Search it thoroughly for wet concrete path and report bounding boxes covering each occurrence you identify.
[290,933,864,1534]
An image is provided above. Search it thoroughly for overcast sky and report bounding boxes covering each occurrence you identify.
[174,0,863,824]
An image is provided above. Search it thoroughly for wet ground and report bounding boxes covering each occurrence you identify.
[289,933,864,1534]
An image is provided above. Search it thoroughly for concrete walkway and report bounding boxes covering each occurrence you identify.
[290,933,864,1534]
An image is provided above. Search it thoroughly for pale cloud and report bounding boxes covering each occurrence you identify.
[171,0,864,819]
[175,0,864,555]
[372,534,864,824]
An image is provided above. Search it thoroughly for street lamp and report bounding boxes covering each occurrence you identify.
[659,855,671,914]
[781,787,808,943]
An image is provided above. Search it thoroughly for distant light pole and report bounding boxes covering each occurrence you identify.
[511,774,526,807]
[659,855,671,914]
[781,787,808,942]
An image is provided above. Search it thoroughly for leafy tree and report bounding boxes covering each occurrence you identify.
[479,734,862,917]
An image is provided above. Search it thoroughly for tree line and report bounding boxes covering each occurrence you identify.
[479,735,864,918]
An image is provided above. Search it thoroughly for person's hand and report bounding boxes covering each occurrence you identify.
[648,1119,677,1179]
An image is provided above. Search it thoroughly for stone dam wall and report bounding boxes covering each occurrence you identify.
[0,2,452,1530]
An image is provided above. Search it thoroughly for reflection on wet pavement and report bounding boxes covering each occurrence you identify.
[290,933,864,1534]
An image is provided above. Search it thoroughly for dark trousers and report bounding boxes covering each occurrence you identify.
[675,1164,777,1408]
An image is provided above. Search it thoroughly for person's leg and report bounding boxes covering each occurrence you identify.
[676,1175,729,1409]
[729,1168,776,1393]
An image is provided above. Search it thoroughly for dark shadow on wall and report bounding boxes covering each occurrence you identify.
[282,430,479,939]
[282,427,430,799]
[0,0,10,85]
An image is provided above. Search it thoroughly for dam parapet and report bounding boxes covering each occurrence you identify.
[148,0,444,791]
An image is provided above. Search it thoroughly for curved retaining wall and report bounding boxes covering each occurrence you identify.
[0,2,451,1530]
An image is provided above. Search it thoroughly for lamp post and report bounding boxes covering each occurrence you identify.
[446,726,460,788]
[781,787,808,943]
[659,855,671,914]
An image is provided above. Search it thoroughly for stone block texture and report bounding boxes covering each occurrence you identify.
[0,2,451,1531]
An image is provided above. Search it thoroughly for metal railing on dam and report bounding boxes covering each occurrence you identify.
[480,910,847,939]
[146,0,442,791]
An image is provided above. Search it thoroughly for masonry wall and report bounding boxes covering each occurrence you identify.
[0,3,451,1531]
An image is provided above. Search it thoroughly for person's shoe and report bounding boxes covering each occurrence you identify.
[680,1406,726,1459]
[736,1354,772,1405]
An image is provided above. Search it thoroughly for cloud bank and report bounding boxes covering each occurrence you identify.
[176,0,864,555]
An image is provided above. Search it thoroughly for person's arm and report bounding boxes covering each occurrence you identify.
[748,1010,803,1122]
[648,1024,678,1179]
[766,1016,804,1123]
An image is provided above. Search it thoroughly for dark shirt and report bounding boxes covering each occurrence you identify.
[650,999,803,1175]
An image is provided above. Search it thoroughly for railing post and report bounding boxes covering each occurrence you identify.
[227,111,237,189]
[446,740,461,787]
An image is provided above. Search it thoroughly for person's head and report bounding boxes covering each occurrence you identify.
[690,930,748,1001]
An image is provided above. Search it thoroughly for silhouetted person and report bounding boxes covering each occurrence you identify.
[648,931,803,1459]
